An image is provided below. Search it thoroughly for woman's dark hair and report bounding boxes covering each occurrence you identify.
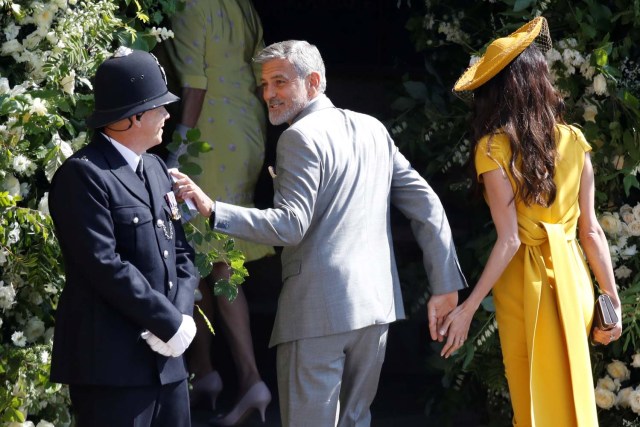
[471,44,565,207]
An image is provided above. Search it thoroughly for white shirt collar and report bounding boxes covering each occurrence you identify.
[102,132,141,172]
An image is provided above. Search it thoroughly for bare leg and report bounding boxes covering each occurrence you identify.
[213,262,262,397]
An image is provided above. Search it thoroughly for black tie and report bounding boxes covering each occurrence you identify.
[135,159,145,184]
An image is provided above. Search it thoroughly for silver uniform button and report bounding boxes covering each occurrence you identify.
[168,281,174,289]
[133,217,139,224]
[163,250,169,258]
[156,219,164,227]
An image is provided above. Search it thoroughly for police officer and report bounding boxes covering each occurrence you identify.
[48,47,199,427]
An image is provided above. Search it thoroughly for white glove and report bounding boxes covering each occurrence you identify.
[141,331,173,357]
[166,314,196,357]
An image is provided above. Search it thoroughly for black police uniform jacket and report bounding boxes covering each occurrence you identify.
[48,133,199,386]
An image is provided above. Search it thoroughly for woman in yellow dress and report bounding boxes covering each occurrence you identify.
[440,17,622,427]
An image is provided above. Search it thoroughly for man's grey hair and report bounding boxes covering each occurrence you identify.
[254,40,327,93]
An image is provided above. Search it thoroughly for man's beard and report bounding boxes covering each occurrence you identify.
[268,95,309,126]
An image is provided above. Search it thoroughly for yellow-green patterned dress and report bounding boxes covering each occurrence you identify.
[168,0,274,262]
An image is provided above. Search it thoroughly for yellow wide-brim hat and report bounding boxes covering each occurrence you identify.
[453,16,551,92]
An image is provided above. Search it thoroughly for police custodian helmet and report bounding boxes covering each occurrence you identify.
[85,47,179,129]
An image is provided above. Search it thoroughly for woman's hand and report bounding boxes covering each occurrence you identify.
[591,295,623,346]
[438,301,478,358]
[169,169,215,217]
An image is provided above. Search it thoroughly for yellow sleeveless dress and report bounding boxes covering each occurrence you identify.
[475,124,598,427]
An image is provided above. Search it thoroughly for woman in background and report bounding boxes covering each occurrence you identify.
[166,0,274,425]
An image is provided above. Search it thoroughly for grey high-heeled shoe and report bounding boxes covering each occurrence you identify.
[190,371,223,411]
[210,381,271,426]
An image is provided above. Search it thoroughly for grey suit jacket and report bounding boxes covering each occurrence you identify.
[213,95,467,347]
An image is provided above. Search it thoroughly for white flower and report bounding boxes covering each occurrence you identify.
[630,389,640,415]
[595,386,616,409]
[633,204,640,221]
[631,352,640,368]
[12,154,32,174]
[545,47,562,64]
[24,317,46,342]
[0,77,9,95]
[597,375,618,392]
[0,281,17,310]
[593,74,608,96]
[29,97,48,116]
[39,350,50,364]
[1,39,23,56]
[36,420,55,427]
[60,69,76,95]
[28,290,43,306]
[621,244,637,259]
[600,212,622,236]
[617,386,633,408]
[606,360,631,380]
[3,22,21,41]
[615,265,633,280]
[11,331,27,347]
[38,192,50,215]
[583,104,597,123]
[628,220,640,236]
[7,224,20,245]
[1,174,21,197]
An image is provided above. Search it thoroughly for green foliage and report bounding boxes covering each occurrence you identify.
[0,0,247,424]
[395,0,640,424]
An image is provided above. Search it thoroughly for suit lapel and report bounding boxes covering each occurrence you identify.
[94,134,151,207]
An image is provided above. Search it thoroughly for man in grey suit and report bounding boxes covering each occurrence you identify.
[172,40,467,426]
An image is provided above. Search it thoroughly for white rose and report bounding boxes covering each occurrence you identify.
[11,331,26,347]
[628,221,640,236]
[24,317,45,342]
[595,386,616,409]
[593,74,608,96]
[633,204,640,221]
[606,360,631,380]
[0,281,17,310]
[630,389,640,415]
[583,104,597,123]
[38,193,49,215]
[2,174,21,197]
[614,265,633,280]
[600,212,622,236]
[632,353,640,368]
[60,69,75,95]
[621,211,635,225]
[597,375,618,392]
[36,420,55,427]
[617,387,633,408]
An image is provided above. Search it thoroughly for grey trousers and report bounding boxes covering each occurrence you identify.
[276,323,389,427]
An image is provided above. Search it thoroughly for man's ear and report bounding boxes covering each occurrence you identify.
[307,71,321,95]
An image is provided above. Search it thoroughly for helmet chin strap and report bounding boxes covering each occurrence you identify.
[106,112,144,132]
